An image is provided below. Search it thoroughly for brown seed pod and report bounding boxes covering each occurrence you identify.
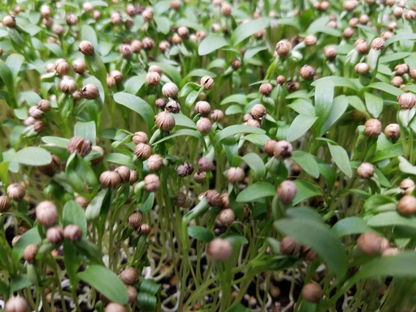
[128,212,143,229]
[300,65,315,80]
[177,26,189,39]
[3,15,16,28]
[357,162,374,179]
[259,83,273,96]
[155,98,167,109]
[357,232,389,255]
[23,244,38,263]
[304,35,317,46]
[155,112,175,131]
[134,143,152,159]
[410,68,416,80]
[142,37,154,50]
[275,39,291,58]
[147,154,164,171]
[207,238,232,261]
[138,223,151,235]
[231,59,241,70]
[398,93,416,110]
[391,76,403,87]
[144,174,160,192]
[34,121,45,132]
[343,27,354,39]
[302,246,318,262]
[202,190,221,207]
[63,224,82,242]
[7,183,25,201]
[176,162,194,177]
[36,201,58,227]
[197,157,213,172]
[263,140,278,156]
[397,195,416,215]
[146,72,161,87]
[276,75,285,85]
[40,5,51,18]
[384,123,400,141]
[72,59,86,74]
[355,62,369,75]
[343,0,359,11]
[221,4,232,16]
[400,178,415,195]
[131,40,142,53]
[174,193,187,207]
[60,77,77,93]
[114,166,131,182]
[277,180,297,204]
[355,41,369,54]
[91,145,105,164]
[110,11,123,25]
[119,44,133,58]
[52,24,66,36]
[83,2,94,13]
[81,84,100,100]
[195,101,211,116]
[211,109,224,122]
[364,119,382,137]
[66,13,78,26]
[158,40,170,53]
[302,282,323,303]
[194,172,206,183]
[218,208,236,226]
[165,100,180,113]
[162,82,179,99]
[119,268,138,285]
[359,14,369,25]
[274,140,293,158]
[75,195,89,208]
[29,106,44,119]
[46,226,64,244]
[286,80,300,92]
[100,171,122,189]
[38,155,61,176]
[226,167,245,183]
[142,8,153,22]
[67,136,92,156]
[324,46,337,60]
[395,64,409,76]
[37,99,51,112]
[200,76,214,90]
[126,286,137,304]
[105,303,125,312]
[129,170,138,184]
[251,104,266,120]
[54,59,69,76]
[4,296,28,312]
[196,118,212,134]
[132,131,148,144]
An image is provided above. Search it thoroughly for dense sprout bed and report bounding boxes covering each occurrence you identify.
[1,0,416,311]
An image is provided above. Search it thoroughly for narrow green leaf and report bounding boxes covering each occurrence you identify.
[152,129,207,149]
[74,121,96,145]
[63,201,87,239]
[365,82,404,97]
[85,189,110,221]
[214,125,265,146]
[327,143,352,178]
[291,151,320,178]
[292,179,323,205]
[241,152,266,179]
[364,92,383,118]
[332,217,375,237]
[198,35,229,55]
[287,115,317,142]
[236,182,276,202]
[13,147,52,166]
[368,212,416,229]
[140,193,155,213]
[188,226,214,242]
[231,18,270,46]
[274,218,348,278]
[314,79,334,131]
[114,92,154,129]
[78,265,128,304]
